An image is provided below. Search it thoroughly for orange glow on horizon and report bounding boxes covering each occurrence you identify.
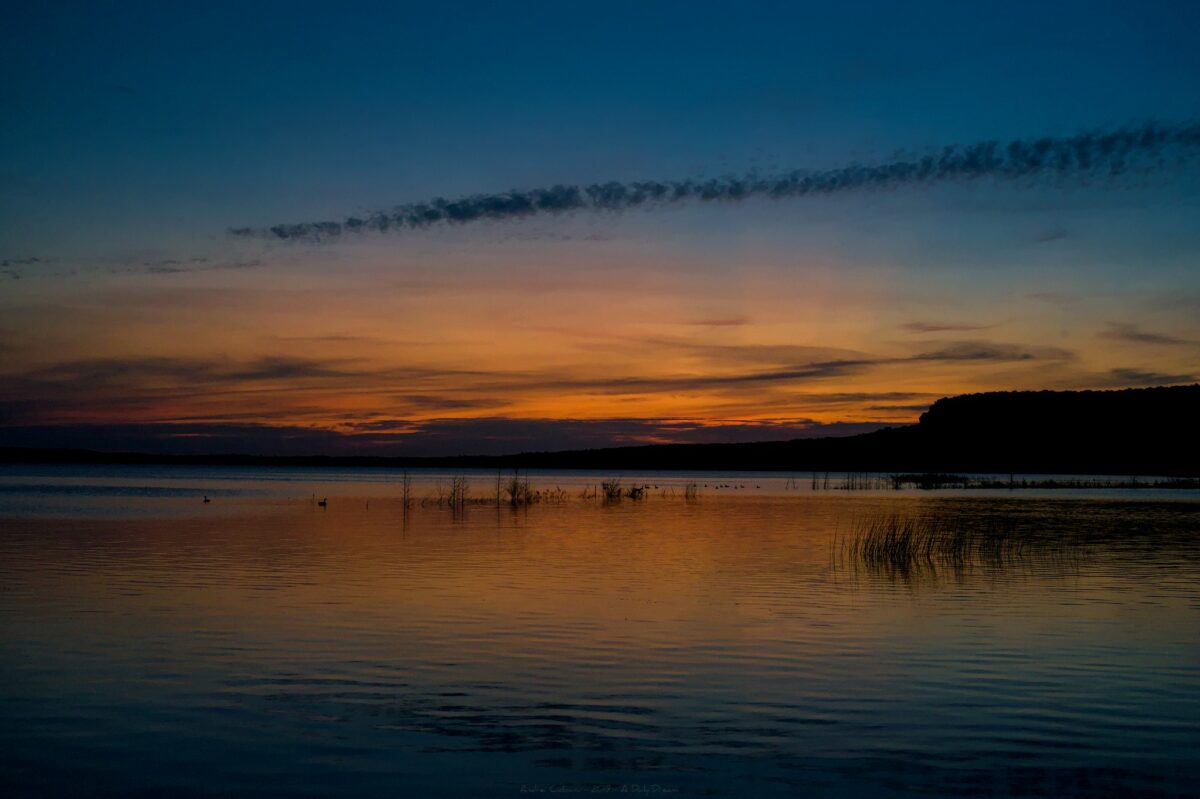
[2,245,1197,449]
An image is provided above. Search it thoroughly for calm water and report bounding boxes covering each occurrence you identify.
[1,466,1199,797]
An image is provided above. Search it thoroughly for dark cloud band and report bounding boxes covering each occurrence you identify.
[230,121,1200,242]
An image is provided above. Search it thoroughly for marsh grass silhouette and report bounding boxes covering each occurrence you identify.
[836,499,1200,589]
[504,471,533,506]
[836,510,1084,585]
[882,474,1200,491]
[799,472,1200,491]
[433,474,469,511]
[502,471,568,506]
[426,470,574,509]
[400,470,413,510]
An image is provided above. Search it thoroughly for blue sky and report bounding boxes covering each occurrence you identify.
[1,1,1198,454]
[5,1,1197,255]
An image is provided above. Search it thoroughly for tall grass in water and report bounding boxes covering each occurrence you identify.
[449,474,469,510]
[839,511,1081,582]
[594,479,648,501]
[433,474,470,511]
[884,474,1200,490]
[498,470,569,506]
[505,471,535,506]
[400,471,413,513]
[840,472,887,490]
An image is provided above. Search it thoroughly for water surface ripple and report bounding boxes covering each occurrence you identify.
[1,467,1198,797]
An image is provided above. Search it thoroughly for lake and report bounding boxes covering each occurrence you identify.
[1,465,1198,797]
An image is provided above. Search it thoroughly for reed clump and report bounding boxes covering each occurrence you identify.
[499,471,569,506]
[400,470,413,510]
[887,473,971,490]
[435,474,469,511]
[840,472,888,490]
[601,480,624,501]
[883,473,1200,491]
[505,471,534,506]
[841,511,1078,578]
[540,487,569,503]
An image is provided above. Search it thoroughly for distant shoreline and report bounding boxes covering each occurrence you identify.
[2,384,1198,478]
[1,455,1196,491]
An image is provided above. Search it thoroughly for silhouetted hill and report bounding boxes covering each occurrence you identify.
[1,384,1197,476]
[506,385,1199,474]
[908,384,1200,474]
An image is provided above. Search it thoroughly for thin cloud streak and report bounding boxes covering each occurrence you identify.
[1099,323,1194,346]
[686,317,751,327]
[230,121,1200,242]
[6,340,1073,395]
[1102,368,1196,387]
[0,341,1073,429]
[901,321,994,334]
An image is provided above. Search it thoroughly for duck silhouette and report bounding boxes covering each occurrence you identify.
[317,497,328,508]
[203,495,210,504]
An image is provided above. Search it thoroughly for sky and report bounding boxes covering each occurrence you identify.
[2,1,1199,456]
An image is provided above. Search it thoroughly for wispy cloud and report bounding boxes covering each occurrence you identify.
[110,257,265,276]
[0,257,52,267]
[2,340,1072,416]
[7,355,487,397]
[1099,322,1194,346]
[1103,368,1196,387]
[0,416,896,457]
[230,121,1200,242]
[1024,291,1078,306]
[910,341,1074,363]
[0,256,54,279]
[863,402,934,413]
[1031,225,1069,243]
[0,337,1085,448]
[262,333,396,346]
[901,321,994,334]
[686,316,751,327]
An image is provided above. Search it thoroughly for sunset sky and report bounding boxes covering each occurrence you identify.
[2,1,1199,455]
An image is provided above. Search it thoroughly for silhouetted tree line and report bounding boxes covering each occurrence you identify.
[2,384,1197,477]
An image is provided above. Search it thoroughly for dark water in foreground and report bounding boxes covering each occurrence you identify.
[1,467,1199,797]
